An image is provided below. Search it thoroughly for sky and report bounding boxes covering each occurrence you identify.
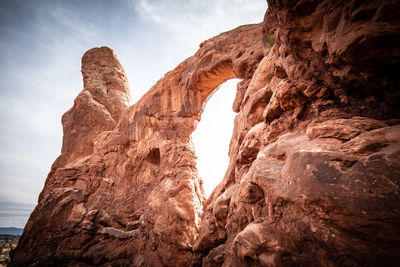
[0,0,267,228]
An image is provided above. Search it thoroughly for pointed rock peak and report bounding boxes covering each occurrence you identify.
[81,46,131,121]
[59,47,131,162]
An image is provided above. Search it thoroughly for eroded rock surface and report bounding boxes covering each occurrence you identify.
[12,24,268,266]
[194,0,400,266]
[11,0,400,266]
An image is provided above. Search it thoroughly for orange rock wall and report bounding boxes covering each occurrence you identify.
[11,0,400,266]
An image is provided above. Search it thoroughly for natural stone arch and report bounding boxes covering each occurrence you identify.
[12,0,400,266]
[12,23,268,266]
[98,23,269,265]
[114,23,267,142]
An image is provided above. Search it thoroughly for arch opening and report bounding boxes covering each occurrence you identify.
[192,78,240,197]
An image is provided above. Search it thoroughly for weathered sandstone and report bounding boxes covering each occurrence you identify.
[12,0,400,266]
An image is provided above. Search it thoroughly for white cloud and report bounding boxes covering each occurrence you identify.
[135,0,267,53]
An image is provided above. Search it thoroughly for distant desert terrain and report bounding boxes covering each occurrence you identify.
[0,235,19,266]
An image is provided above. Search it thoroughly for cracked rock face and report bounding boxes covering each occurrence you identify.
[11,0,400,266]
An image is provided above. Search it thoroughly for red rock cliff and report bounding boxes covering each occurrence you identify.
[12,0,400,266]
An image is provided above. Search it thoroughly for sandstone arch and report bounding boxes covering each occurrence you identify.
[12,23,268,266]
[12,0,400,266]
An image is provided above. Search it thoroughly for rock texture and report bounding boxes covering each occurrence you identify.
[194,0,400,266]
[12,0,400,266]
[61,47,131,162]
[12,25,268,266]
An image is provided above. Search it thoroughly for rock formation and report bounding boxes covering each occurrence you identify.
[12,0,400,266]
